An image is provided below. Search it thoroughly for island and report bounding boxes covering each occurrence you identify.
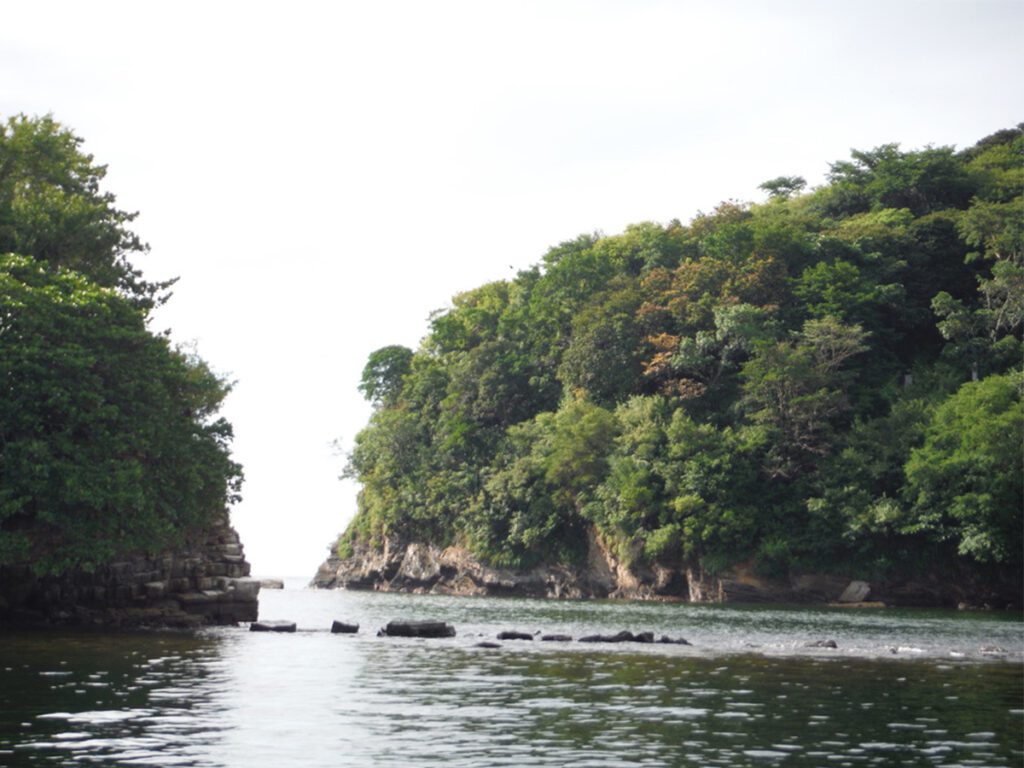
[316,126,1022,610]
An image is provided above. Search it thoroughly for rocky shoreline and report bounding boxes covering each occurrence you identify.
[0,511,259,629]
[311,530,1017,610]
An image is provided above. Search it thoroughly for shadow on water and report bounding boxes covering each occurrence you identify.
[0,631,229,766]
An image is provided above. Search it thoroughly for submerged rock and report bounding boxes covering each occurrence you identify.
[805,639,838,648]
[382,620,456,638]
[541,634,572,642]
[475,641,502,649]
[830,600,887,609]
[657,635,691,645]
[260,579,285,589]
[251,620,297,632]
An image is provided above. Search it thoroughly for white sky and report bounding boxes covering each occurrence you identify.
[2,0,1022,577]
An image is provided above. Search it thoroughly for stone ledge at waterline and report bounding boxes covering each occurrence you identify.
[310,531,1005,609]
[0,511,259,629]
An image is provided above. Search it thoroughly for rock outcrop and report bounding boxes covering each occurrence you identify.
[311,528,1018,609]
[0,510,259,629]
[311,529,691,601]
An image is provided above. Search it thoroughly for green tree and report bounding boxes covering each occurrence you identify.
[824,143,974,216]
[358,345,413,407]
[662,412,762,569]
[558,281,643,406]
[740,318,869,478]
[759,175,806,199]
[902,372,1023,565]
[670,303,776,404]
[0,255,241,573]
[586,395,674,561]
[464,399,616,568]
[0,115,169,309]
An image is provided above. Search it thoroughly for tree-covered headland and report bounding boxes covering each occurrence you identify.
[341,127,1023,595]
[0,115,242,576]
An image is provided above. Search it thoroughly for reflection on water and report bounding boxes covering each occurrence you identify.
[0,588,1021,767]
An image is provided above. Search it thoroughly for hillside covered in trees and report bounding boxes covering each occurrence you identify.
[0,115,243,578]
[337,127,1022,599]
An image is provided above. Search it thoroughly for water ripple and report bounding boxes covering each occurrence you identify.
[0,590,1021,767]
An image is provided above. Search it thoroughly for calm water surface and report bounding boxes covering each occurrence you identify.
[1,584,1021,767]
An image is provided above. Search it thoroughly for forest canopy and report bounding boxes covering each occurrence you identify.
[0,115,241,575]
[341,126,1023,586]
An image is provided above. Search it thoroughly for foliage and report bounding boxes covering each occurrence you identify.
[759,176,806,199]
[358,345,413,407]
[0,255,241,573]
[0,114,240,576]
[0,114,171,310]
[339,126,1023,585]
[903,372,1022,565]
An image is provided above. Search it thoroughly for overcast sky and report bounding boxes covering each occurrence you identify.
[2,0,1022,577]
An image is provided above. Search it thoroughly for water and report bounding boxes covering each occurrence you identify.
[1,584,1021,767]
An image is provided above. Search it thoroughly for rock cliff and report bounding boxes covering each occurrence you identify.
[0,511,259,629]
[312,529,1015,609]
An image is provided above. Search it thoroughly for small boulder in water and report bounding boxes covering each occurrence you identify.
[497,630,533,641]
[475,641,502,649]
[541,634,572,642]
[579,631,635,643]
[383,620,456,638]
[606,630,635,643]
[250,620,296,633]
[331,621,359,634]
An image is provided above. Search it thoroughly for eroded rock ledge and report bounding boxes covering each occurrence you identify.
[311,530,1013,608]
[0,511,259,629]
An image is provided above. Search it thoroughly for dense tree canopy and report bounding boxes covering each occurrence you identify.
[0,115,240,575]
[0,114,170,310]
[340,126,1023,586]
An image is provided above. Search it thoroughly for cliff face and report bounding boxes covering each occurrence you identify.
[312,530,626,600]
[312,529,1017,609]
[0,511,259,629]
[311,535,817,602]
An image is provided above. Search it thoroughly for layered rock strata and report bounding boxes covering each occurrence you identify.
[0,511,259,629]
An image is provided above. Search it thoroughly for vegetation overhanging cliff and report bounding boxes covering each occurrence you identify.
[0,114,252,626]
[324,126,1023,607]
